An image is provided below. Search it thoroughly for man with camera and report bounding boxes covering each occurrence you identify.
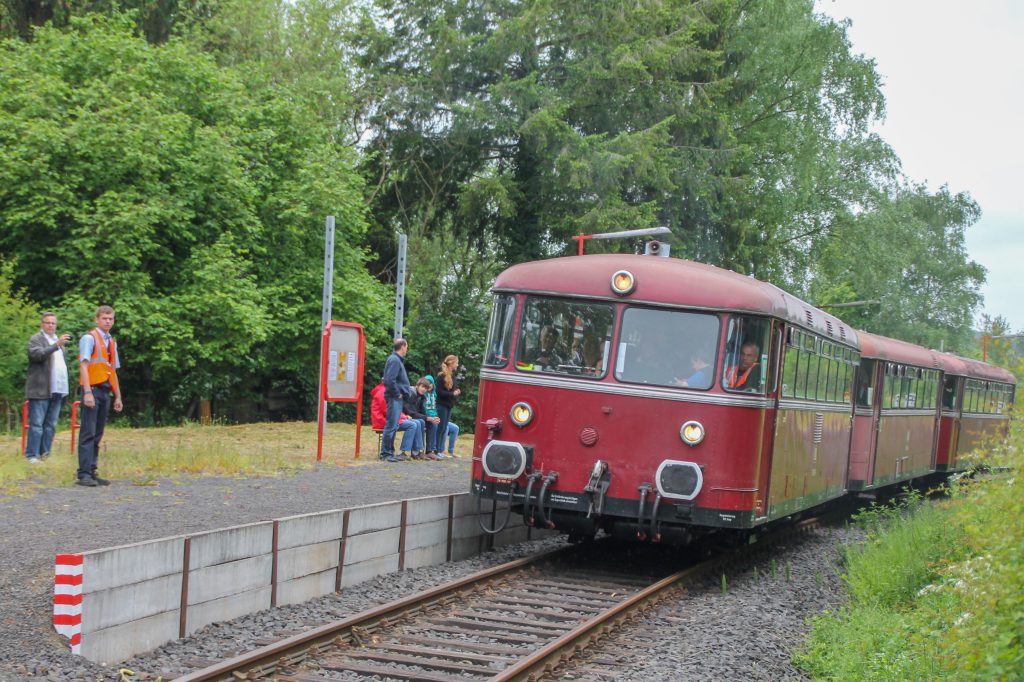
[24,312,71,464]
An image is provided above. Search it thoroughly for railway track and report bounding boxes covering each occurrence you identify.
[173,519,822,682]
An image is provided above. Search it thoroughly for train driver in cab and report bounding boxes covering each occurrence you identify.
[528,324,566,369]
[726,341,761,391]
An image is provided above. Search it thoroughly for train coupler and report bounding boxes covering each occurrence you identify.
[583,460,610,518]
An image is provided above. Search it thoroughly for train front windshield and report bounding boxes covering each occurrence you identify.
[483,294,723,390]
[513,297,616,377]
[615,307,719,389]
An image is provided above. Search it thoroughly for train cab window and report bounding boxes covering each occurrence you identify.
[515,297,615,377]
[722,316,771,394]
[616,307,719,389]
[483,294,517,368]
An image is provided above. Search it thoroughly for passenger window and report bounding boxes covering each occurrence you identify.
[795,350,810,399]
[826,358,839,402]
[804,352,820,400]
[782,345,799,398]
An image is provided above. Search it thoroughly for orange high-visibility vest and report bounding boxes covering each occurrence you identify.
[82,329,119,392]
[726,362,758,389]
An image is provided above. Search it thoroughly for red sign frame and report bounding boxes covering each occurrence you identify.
[316,321,366,461]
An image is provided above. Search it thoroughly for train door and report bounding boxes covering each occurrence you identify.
[847,358,880,490]
[756,320,785,520]
[944,375,963,470]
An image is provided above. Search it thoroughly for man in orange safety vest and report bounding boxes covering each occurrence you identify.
[76,305,124,487]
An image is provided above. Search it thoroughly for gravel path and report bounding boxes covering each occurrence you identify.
[0,459,855,681]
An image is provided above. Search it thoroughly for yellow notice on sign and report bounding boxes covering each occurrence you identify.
[336,351,348,382]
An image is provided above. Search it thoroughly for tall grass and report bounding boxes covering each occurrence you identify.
[796,417,1024,681]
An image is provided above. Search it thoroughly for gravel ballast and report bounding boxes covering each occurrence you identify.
[0,459,855,681]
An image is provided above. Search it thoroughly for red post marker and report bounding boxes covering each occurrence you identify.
[571,234,593,256]
[21,400,28,456]
[70,401,81,454]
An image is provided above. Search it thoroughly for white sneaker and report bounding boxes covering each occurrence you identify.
[26,457,41,464]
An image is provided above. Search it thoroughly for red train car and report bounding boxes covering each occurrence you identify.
[942,355,1015,467]
[848,331,945,491]
[470,251,1015,543]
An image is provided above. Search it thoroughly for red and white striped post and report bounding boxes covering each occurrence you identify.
[54,554,83,654]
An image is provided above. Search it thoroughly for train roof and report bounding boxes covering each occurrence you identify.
[493,254,859,346]
[857,330,945,368]
[948,355,1017,384]
[857,330,1017,385]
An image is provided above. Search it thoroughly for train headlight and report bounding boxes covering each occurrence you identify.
[482,440,531,479]
[679,420,705,446]
[509,402,534,427]
[610,270,635,296]
[656,460,704,500]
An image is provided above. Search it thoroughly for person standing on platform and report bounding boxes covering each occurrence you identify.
[444,421,459,458]
[24,312,71,463]
[381,338,414,462]
[435,355,461,458]
[77,305,123,487]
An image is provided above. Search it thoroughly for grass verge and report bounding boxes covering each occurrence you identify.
[795,419,1024,681]
[0,421,470,495]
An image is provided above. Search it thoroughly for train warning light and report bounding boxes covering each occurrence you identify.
[610,270,635,296]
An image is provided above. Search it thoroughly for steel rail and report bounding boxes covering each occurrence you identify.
[172,546,571,682]
[173,518,825,681]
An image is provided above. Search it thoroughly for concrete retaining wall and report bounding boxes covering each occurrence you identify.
[53,492,541,663]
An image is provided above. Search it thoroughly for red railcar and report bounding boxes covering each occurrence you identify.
[848,331,945,491]
[470,252,1015,543]
[941,355,1016,468]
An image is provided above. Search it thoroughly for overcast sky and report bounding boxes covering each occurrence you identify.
[815,0,1024,333]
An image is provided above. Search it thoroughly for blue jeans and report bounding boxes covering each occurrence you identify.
[423,420,438,452]
[436,404,453,456]
[398,419,424,452]
[381,396,404,457]
[25,393,66,458]
[77,386,111,479]
[446,421,459,454]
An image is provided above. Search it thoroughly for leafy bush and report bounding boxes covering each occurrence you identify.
[0,261,39,432]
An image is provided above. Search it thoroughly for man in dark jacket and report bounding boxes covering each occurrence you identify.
[381,338,414,461]
[25,312,71,463]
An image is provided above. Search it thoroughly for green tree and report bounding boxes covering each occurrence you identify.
[1,0,204,42]
[0,15,389,420]
[357,0,892,278]
[809,184,985,352]
[0,261,39,430]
